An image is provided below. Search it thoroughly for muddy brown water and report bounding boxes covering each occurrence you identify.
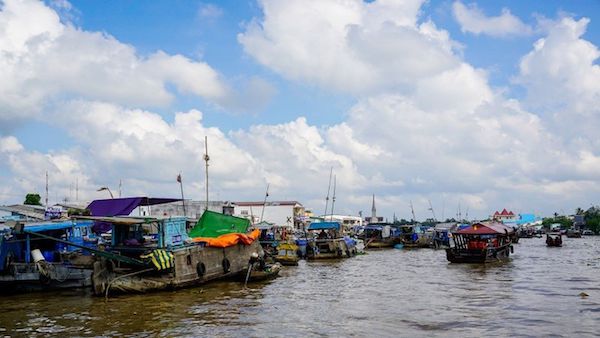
[1,237,599,337]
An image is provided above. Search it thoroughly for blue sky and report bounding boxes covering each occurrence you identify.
[1,0,600,221]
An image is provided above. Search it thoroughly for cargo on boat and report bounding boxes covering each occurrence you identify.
[274,242,300,265]
[306,222,356,259]
[446,222,514,263]
[88,210,262,296]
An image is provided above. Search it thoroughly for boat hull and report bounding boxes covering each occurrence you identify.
[445,245,512,263]
[0,263,91,293]
[92,241,263,296]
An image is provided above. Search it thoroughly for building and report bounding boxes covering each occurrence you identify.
[318,214,363,232]
[364,194,384,224]
[146,200,225,218]
[233,201,305,229]
[492,208,516,221]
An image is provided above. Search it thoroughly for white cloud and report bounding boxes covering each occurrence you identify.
[198,3,223,19]
[452,1,533,37]
[0,0,274,133]
[238,0,461,94]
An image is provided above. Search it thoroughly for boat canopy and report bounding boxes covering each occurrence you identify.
[189,210,250,238]
[87,197,181,217]
[19,220,94,233]
[308,222,341,231]
[454,222,514,235]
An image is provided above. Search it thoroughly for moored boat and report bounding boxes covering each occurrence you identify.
[275,242,300,265]
[0,219,97,293]
[398,224,430,248]
[566,229,582,238]
[362,223,398,249]
[546,232,562,247]
[88,211,262,296]
[306,222,356,259]
[446,222,514,263]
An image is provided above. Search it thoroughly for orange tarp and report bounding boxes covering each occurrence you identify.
[191,229,260,248]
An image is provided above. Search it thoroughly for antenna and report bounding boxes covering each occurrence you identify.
[465,207,469,222]
[259,183,269,223]
[119,179,122,198]
[324,167,333,218]
[330,175,336,220]
[204,136,210,211]
[45,171,49,207]
[428,199,437,221]
[75,178,79,202]
[410,200,416,222]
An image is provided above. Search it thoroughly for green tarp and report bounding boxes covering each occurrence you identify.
[188,210,250,238]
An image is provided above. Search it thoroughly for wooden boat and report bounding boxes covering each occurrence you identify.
[446,222,514,263]
[362,223,398,249]
[546,232,562,247]
[566,229,582,238]
[274,242,300,265]
[398,225,431,248]
[0,219,97,293]
[306,222,357,259]
[240,261,282,282]
[87,211,263,296]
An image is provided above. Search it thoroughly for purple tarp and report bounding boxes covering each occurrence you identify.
[87,197,180,233]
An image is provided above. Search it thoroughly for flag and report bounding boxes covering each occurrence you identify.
[176,174,181,183]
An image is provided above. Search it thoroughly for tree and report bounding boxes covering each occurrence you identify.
[24,193,42,206]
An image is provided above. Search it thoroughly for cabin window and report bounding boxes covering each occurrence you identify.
[241,210,249,215]
[186,255,192,265]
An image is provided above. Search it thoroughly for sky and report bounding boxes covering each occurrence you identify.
[1,0,599,221]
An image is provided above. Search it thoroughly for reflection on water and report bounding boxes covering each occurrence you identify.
[1,237,599,337]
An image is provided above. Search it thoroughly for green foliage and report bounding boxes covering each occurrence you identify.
[24,193,42,206]
[584,206,600,234]
[67,208,91,216]
[542,215,572,229]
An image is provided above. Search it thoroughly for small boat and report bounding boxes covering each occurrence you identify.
[275,242,300,265]
[546,232,562,247]
[306,222,357,259]
[566,229,582,238]
[582,229,595,236]
[446,222,514,263]
[240,260,282,282]
[430,223,455,249]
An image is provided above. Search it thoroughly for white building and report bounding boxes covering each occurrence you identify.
[320,214,364,232]
[234,201,305,229]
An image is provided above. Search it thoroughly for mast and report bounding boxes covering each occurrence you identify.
[330,175,336,221]
[323,167,333,218]
[204,136,210,211]
[259,183,269,223]
[410,200,416,222]
[118,179,122,198]
[76,177,79,202]
[428,199,437,221]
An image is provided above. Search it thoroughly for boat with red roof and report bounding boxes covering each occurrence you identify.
[446,222,514,263]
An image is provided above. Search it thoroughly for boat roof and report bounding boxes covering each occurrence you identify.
[308,221,341,231]
[73,215,165,225]
[454,222,514,235]
[21,220,94,232]
[87,197,181,217]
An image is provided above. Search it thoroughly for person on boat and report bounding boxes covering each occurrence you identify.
[318,230,328,239]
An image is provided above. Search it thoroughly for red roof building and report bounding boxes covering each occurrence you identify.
[492,208,517,220]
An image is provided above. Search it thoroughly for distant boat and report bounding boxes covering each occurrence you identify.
[546,232,562,247]
[362,223,399,249]
[566,229,582,238]
[398,224,430,248]
[445,222,514,263]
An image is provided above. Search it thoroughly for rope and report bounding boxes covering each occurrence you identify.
[105,267,155,300]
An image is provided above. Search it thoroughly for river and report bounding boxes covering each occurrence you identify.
[1,236,599,337]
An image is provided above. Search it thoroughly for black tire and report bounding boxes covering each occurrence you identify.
[222,258,231,273]
[196,262,206,277]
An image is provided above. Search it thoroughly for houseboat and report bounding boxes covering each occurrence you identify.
[0,219,97,293]
[362,223,398,249]
[306,222,357,259]
[546,232,562,247]
[88,210,262,296]
[446,222,514,263]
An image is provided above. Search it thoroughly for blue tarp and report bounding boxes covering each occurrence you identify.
[308,222,341,230]
[24,220,92,232]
